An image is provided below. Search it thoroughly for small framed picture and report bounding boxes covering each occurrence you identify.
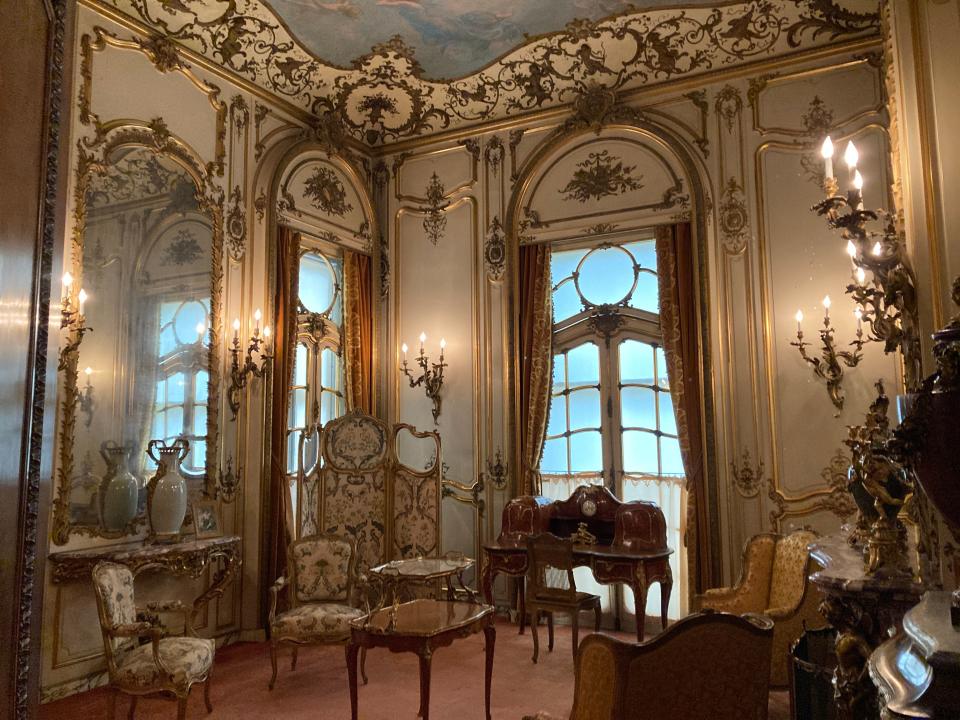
[192,500,221,539]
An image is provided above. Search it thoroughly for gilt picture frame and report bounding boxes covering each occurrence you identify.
[192,500,222,539]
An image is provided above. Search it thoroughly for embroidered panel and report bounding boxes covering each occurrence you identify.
[393,466,440,559]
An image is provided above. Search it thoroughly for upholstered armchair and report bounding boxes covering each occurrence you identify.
[691,530,825,687]
[268,532,368,689]
[523,611,774,720]
[91,561,215,720]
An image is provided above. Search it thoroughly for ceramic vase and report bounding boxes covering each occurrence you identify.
[98,441,139,533]
[146,438,190,542]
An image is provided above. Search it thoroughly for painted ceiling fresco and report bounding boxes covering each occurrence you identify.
[104,0,881,146]
[262,0,729,80]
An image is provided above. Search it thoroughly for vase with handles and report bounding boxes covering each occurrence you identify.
[98,441,140,533]
[146,438,190,543]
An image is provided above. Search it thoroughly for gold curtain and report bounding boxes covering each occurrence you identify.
[519,242,552,497]
[655,223,712,594]
[265,226,300,605]
[343,249,373,413]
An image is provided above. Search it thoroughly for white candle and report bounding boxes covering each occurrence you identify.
[855,267,866,285]
[795,309,803,333]
[844,141,859,189]
[254,308,262,332]
[419,332,426,352]
[77,288,87,316]
[846,240,857,259]
[821,136,834,181]
[401,342,408,360]
[822,295,831,321]
[872,241,883,257]
[84,366,92,377]
[62,272,73,301]
[854,307,863,332]
[233,317,241,341]
[263,325,271,339]
[853,170,864,209]
[439,337,446,357]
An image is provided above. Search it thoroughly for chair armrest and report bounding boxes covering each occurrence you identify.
[764,605,797,621]
[111,621,164,639]
[269,577,288,626]
[692,586,748,613]
[140,600,196,637]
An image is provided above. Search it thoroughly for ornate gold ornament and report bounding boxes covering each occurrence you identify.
[484,135,504,175]
[254,102,270,161]
[767,447,856,530]
[683,90,710,157]
[730,448,765,499]
[486,449,507,491]
[400,338,447,424]
[799,96,835,185]
[229,94,249,136]
[226,185,246,261]
[560,149,644,203]
[484,217,507,281]
[303,166,354,217]
[254,188,267,222]
[228,320,272,420]
[421,172,449,246]
[104,0,878,146]
[718,177,749,254]
[587,223,618,235]
[715,84,743,133]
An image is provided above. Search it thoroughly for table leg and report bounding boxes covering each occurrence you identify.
[483,621,496,720]
[631,582,648,642]
[446,575,455,601]
[481,557,496,604]
[660,577,672,632]
[417,648,433,720]
[518,576,526,635]
[345,643,360,720]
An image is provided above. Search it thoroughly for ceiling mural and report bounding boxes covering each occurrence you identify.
[104,0,880,146]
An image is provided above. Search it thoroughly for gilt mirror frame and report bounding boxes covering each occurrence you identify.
[51,118,225,545]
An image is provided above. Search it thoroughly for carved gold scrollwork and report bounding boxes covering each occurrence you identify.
[484,217,506,281]
[421,172,449,246]
[226,185,246,261]
[730,448,766,499]
[766,448,857,531]
[719,178,750,254]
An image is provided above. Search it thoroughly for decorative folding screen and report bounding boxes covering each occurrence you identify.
[318,410,441,571]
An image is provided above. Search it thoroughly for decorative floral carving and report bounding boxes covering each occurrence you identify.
[254,188,267,222]
[161,229,203,266]
[141,33,182,72]
[683,89,710,157]
[730,448,766,498]
[226,185,246,261]
[304,166,353,217]
[421,172,448,246]
[458,138,480,163]
[718,178,750,254]
[715,84,743,132]
[484,216,506,281]
[229,95,249,135]
[800,95,836,185]
[104,0,879,145]
[560,150,643,203]
[587,304,626,342]
[484,135,504,175]
[588,223,618,235]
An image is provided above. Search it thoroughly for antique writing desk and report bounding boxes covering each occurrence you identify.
[346,599,495,720]
[481,486,672,641]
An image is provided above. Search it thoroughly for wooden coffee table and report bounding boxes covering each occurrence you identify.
[346,599,495,720]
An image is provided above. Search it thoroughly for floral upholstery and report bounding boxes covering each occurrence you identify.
[92,562,139,655]
[271,603,363,642]
[692,531,825,687]
[115,637,214,691]
[292,537,352,602]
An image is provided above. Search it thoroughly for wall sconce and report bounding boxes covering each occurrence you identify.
[227,308,271,420]
[792,296,866,413]
[78,366,95,428]
[814,136,921,388]
[58,272,92,371]
[400,332,447,424]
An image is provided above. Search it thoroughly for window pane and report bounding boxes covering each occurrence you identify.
[550,247,587,287]
[623,430,658,474]
[302,428,320,475]
[173,300,207,346]
[633,272,659,313]
[294,343,308,386]
[186,440,205,473]
[299,252,336,314]
[621,386,657,430]
[320,347,341,392]
[167,373,185,403]
[552,353,564,387]
[195,371,208,403]
[328,255,343,327]
[659,396,677,435]
[570,431,602,472]
[165,406,184,438]
[547,395,565,437]
[624,239,656,272]
[552,280,582,323]
[620,340,654,384]
[567,343,599,385]
[320,390,340,425]
[656,347,669,389]
[193,406,207,437]
[577,246,635,306]
[541,437,567,474]
[661,437,684,476]
[286,430,301,474]
[568,388,601,430]
[289,388,307,429]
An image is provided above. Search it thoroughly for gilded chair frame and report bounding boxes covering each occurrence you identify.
[268,532,368,689]
[91,561,215,720]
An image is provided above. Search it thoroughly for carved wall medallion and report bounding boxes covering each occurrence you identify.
[715,84,743,133]
[103,0,879,146]
[560,150,644,203]
[229,94,249,135]
[226,185,246,260]
[730,448,766,498]
[484,216,506,281]
[304,165,353,217]
[719,178,749,254]
[484,135,504,175]
[421,171,448,246]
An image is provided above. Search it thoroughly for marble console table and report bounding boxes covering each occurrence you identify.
[869,591,960,718]
[48,535,241,619]
[809,535,925,720]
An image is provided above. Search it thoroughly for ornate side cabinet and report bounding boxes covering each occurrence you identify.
[870,592,960,718]
[809,537,925,720]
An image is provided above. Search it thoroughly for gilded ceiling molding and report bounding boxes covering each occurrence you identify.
[102,0,880,146]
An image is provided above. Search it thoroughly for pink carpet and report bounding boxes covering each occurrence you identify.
[40,619,790,719]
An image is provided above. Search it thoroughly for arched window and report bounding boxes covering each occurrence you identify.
[542,236,686,625]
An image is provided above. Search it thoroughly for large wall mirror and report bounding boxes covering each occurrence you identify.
[52,123,223,544]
